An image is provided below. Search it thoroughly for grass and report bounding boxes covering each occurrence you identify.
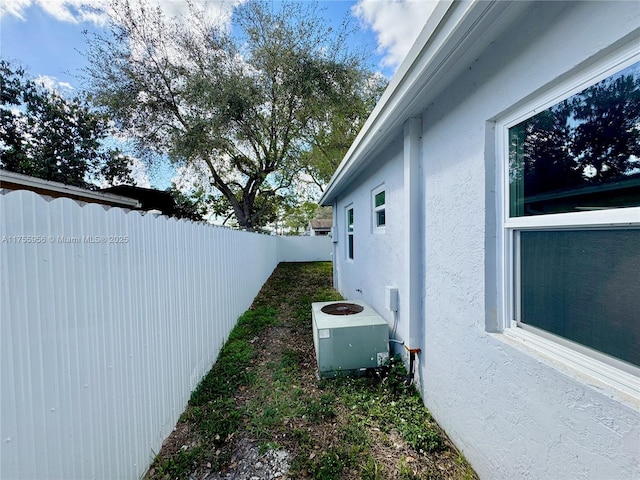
[145,262,477,480]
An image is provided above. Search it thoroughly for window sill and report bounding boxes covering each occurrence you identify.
[494,327,640,409]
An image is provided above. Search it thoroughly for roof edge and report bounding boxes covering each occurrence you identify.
[0,169,142,208]
[319,0,520,206]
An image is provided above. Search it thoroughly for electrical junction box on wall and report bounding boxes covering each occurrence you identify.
[385,286,398,312]
[311,300,389,378]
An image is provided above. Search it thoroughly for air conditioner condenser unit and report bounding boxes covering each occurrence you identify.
[311,300,389,378]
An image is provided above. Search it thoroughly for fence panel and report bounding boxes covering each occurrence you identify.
[277,235,332,262]
[0,190,280,479]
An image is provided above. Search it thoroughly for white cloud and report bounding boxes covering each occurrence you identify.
[352,0,438,70]
[1,0,109,23]
[34,75,75,93]
[0,0,31,20]
[0,0,242,27]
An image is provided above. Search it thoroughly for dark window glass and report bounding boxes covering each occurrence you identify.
[347,208,354,259]
[375,191,385,208]
[376,209,385,227]
[520,229,640,367]
[348,234,354,259]
[509,61,640,217]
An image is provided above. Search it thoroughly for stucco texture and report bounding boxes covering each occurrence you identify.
[332,2,640,479]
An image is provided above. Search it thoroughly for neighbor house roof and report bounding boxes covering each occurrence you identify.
[0,169,141,208]
[309,219,332,230]
[319,0,530,206]
[101,185,176,215]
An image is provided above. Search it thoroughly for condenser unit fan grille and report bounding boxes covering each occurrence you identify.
[320,303,364,315]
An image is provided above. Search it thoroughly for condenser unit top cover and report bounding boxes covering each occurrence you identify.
[312,300,389,377]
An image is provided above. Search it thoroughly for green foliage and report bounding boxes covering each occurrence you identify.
[294,417,370,478]
[361,455,385,480]
[309,448,348,479]
[190,307,276,406]
[279,200,318,235]
[0,60,133,188]
[279,348,304,372]
[301,74,387,189]
[306,392,336,424]
[84,0,384,230]
[288,354,448,478]
[147,263,474,480]
[151,446,204,479]
[398,457,423,480]
[329,357,446,454]
[228,307,278,343]
[167,184,212,222]
[175,308,277,461]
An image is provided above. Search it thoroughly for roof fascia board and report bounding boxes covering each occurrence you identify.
[0,169,142,207]
[319,0,455,205]
[320,0,515,205]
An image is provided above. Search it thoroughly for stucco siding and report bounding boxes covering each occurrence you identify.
[332,1,640,479]
[333,138,405,328]
[422,3,639,479]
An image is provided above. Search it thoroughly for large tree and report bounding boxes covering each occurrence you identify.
[0,60,133,188]
[84,0,384,230]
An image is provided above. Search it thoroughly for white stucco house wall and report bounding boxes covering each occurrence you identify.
[320,1,640,479]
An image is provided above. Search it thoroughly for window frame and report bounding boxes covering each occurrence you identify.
[496,47,640,396]
[372,184,386,233]
[346,205,354,260]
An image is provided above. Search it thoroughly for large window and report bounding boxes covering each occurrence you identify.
[508,61,640,217]
[346,206,354,260]
[501,56,640,376]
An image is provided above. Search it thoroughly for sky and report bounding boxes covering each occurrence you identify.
[0,0,438,188]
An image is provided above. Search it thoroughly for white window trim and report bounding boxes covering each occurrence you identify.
[495,46,640,400]
[372,184,386,233]
[346,204,354,261]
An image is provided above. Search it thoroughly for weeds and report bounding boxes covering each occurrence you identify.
[146,262,476,480]
[150,445,203,479]
[322,358,443,452]
[306,392,336,423]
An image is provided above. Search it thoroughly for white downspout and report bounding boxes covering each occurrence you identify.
[403,117,423,361]
[332,198,339,290]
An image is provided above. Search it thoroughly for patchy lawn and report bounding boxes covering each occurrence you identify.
[145,262,477,480]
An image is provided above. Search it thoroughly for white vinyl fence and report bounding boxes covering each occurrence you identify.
[0,190,330,480]
[278,234,333,262]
